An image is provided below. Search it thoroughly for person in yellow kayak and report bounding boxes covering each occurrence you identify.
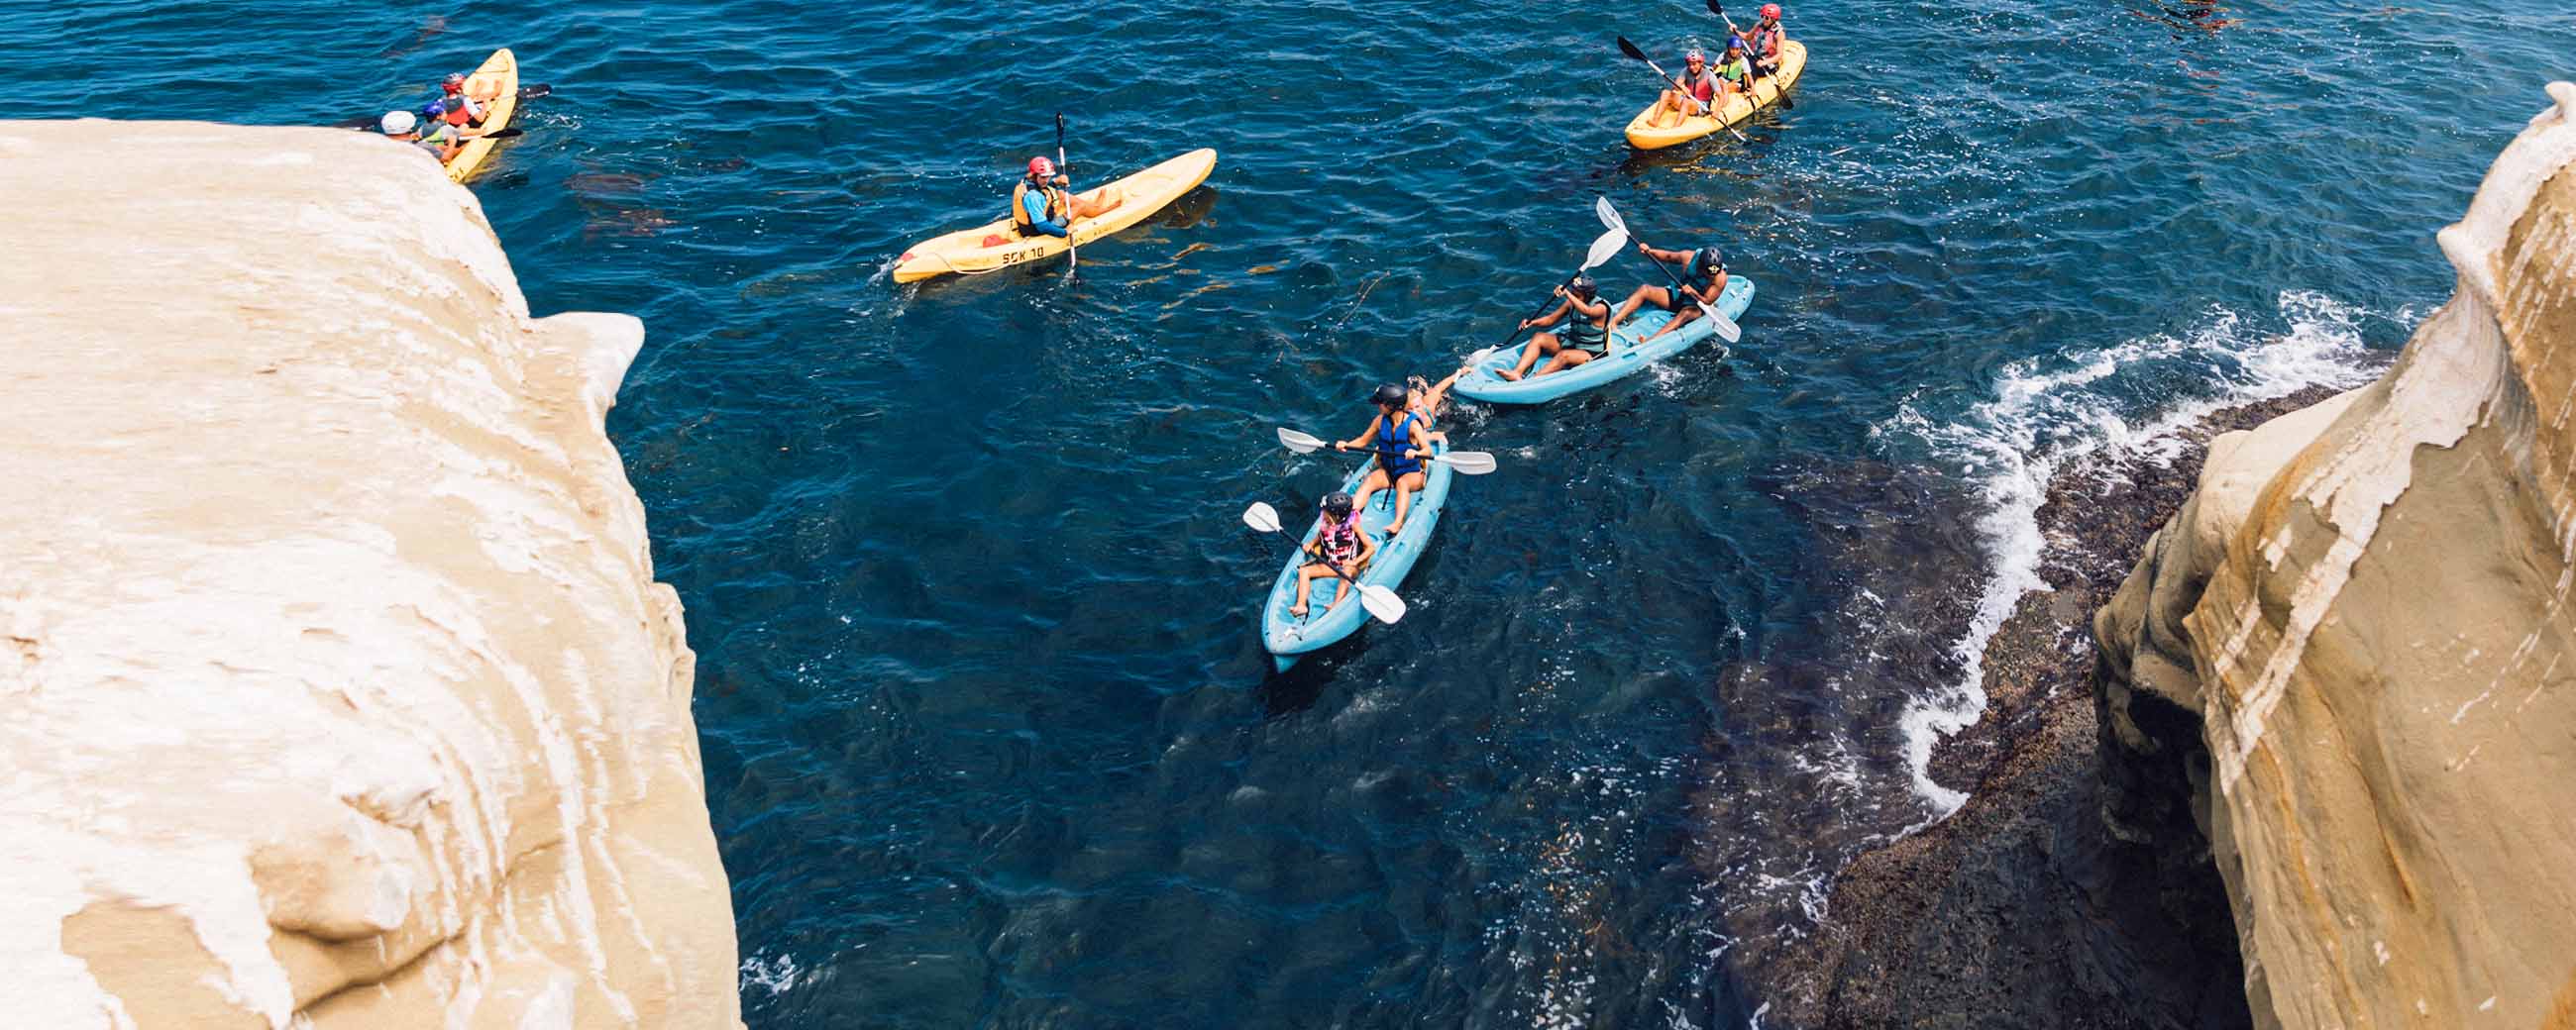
[1713,38,1755,101]
[1011,156,1124,239]
[1745,4,1788,82]
[438,72,495,128]
[1333,383,1435,538]
[1605,244,1730,346]
[378,104,497,165]
[1496,274,1614,380]
[1286,491,1377,619]
[1645,50,1721,130]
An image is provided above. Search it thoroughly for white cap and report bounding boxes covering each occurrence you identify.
[379,110,417,135]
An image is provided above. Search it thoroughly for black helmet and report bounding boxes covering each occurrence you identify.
[1372,382,1409,407]
[1569,272,1598,297]
[1321,492,1354,516]
[1698,246,1726,270]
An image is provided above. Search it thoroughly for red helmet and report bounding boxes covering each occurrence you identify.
[1027,155,1056,178]
[1761,3,1781,18]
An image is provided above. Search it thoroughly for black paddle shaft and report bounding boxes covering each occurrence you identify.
[1258,523,1366,588]
[1496,272,1588,350]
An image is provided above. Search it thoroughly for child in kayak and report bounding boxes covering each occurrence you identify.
[1646,50,1721,130]
[1287,492,1377,619]
[1715,39,1755,101]
[1334,382,1436,538]
[1606,244,1730,346]
[1496,273,1613,380]
[1011,156,1125,239]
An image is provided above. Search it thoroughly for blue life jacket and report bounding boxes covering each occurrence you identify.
[1376,411,1422,478]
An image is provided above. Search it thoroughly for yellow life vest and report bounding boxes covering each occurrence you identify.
[1010,179,1069,228]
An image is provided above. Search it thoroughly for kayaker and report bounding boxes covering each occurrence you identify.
[438,72,486,127]
[445,68,505,109]
[1011,156,1125,239]
[1646,50,1721,130]
[1334,383,1436,538]
[1286,492,1378,619]
[1496,274,1614,381]
[1715,39,1755,101]
[1405,364,1468,440]
[1605,245,1729,345]
[1745,4,1787,81]
[379,109,458,162]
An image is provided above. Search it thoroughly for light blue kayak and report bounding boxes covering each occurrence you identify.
[1260,443,1454,671]
[1450,275,1756,404]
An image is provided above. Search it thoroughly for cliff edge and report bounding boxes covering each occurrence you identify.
[0,121,739,1026]
[2096,83,2576,1028]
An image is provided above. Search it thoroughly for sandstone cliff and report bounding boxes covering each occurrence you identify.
[2096,83,2576,1029]
[0,122,739,1027]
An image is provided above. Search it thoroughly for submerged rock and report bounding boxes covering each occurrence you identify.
[0,122,739,1026]
[2095,83,2576,1029]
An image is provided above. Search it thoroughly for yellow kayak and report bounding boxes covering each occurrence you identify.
[445,49,518,183]
[1623,41,1807,151]
[893,149,1219,283]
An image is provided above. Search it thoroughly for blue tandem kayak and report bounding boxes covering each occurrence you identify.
[1259,443,1454,671]
[1450,275,1756,405]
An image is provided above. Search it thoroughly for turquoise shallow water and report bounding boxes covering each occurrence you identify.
[15,0,2574,1024]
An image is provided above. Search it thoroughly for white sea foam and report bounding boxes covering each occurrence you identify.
[740,950,816,996]
[1883,289,2386,819]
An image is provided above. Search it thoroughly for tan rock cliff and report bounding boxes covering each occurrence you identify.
[2096,83,2576,1029]
[0,121,740,1027]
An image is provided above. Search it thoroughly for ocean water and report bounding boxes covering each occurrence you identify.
[17,0,2574,1025]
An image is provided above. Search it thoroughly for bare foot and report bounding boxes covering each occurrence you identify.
[1288,603,1309,618]
[1496,368,1522,381]
[1383,521,1406,538]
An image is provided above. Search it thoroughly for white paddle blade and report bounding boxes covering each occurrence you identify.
[1275,427,1327,454]
[1242,502,1282,535]
[1439,451,1499,474]
[1582,228,1629,270]
[1707,311,1744,344]
[1358,584,1408,624]
[1594,195,1626,235]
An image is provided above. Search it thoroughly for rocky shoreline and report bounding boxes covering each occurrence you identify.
[1755,383,2355,1029]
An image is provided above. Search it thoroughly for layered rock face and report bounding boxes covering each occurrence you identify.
[2096,83,2576,1029]
[0,122,739,1027]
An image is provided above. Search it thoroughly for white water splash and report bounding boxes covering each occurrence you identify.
[1880,289,2387,818]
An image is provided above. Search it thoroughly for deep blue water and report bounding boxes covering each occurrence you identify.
[19,0,2575,1025]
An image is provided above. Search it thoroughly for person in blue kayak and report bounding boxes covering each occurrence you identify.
[1496,273,1614,380]
[1287,491,1377,619]
[1605,244,1730,346]
[1644,50,1720,130]
[1334,382,1436,537]
[1011,155,1123,239]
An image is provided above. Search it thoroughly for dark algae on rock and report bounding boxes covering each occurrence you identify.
[1755,386,2350,1030]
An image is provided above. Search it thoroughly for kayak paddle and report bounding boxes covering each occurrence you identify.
[1616,36,1748,144]
[1495,226,1630,353]
[517,83,553,100]
[1242,502,1407,624]
[1055,112,1075,274]
[1594,196,1744,344]
[1275,427,1498,474]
